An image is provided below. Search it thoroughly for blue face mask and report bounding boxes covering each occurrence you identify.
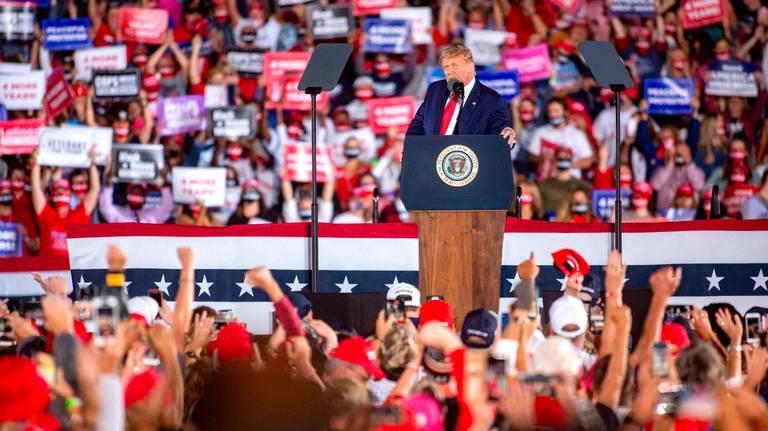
[550,116,566,127]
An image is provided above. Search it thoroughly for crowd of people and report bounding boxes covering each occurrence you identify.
[1,245,767,430]
[2,0,768,258]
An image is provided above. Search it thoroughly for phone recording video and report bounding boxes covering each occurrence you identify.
[652,342,670,378]
[745,313,764,344]
[521,373,563,397]
[214,309,234,330]
[590,305,605,334]
[90,296,120,347]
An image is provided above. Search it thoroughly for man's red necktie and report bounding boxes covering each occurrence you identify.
[439,94,459,135]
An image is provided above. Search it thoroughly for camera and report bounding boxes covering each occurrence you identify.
[90,296,121,347]
[521,373,563,396]
[655,383,691,415]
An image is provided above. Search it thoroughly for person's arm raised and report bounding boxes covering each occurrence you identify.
[30,150,47,216]
[629,267,682,367]
[82,146,101,215]
[714,307,743,380]
[172,247,195,351]
[598,304,631,410]
[600,250,626,357]
[245,267,304,337]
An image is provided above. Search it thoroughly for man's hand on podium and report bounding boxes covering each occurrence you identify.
[500,127,517,149]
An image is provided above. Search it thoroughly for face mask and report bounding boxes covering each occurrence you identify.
[53,193,71,208]
[287,124,302,139]
[11,179,24,192]
[665,23,677,35]
[159,66,176,79]
[241,31,257,44]
[550,116,566,127]
[662,137,675,149]
[674,156,686,167]
[298,208,312,220]
[632,197,649,209]
[571,203,589,215]
[468,20,485,29]
[133,117,144,131]
[226,179,238,188]
[335,121,351,132]
[214,6,228,23]
[620,174,633,189]
[355,88,374,100]
[715,52,730,61]
[72,182,88,197]
[717,126,726,137]
[227,145,243,161]
[115,124,130,142]
[730,173,746,183]
[133,53,148,67]
[374,62,391,76]
[729,150,747,160]
[344,147,361,159]
[0,193,11,204]
[556,159,572,170]
[127,192,146,209]
[520,109,534,123]
[635,40,651,56]
[671,59,686,71]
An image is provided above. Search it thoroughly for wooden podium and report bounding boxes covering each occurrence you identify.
[401,135,515,328]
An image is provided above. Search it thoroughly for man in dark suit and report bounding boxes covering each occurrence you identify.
[406,44,516,148]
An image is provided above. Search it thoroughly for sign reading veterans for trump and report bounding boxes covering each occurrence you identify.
[156,95,206,136]
[42,18,91,51]
[366,96,416,134]
[352,0,397,16]
[226,50,265,77]
[363,19,412,54]
[609,0,656,17]
[45,67,74,119]
[705,61,758,97]
[60,125,112,165]
[0,224,22,258]
[208,106,256,139]
[0,4,35,41]
[463,28,513,66]
[117,7,168,45]
[74,46,127,81]
[0,71,45,111]
[112,144,164,183]
[93,70,140,102]
[644,78,694,115]
[0,118,42,155]
[37,127,97,168]
[680,0,726,29]
[307,4,353,40]
[172,167,227,207]
[476,70,520,102]
[380,7,432,45]
[502,44,552,83]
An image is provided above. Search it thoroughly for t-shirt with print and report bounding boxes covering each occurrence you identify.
[38,204,90,257]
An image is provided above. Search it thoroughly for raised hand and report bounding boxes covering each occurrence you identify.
[604,250,627,299]
[517,251,539,281]
[715,308,743,347]
[176,247,195,268]
[41,294,74,336]
[649,266,682,299]
[107,244,127,272]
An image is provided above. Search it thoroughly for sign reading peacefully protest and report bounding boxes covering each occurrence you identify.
[0,224,22,258]
[680,0,726,29]
[705,61,758,97]
[93,70,140,102]
[380,7,432,45]
[111,144,164,183]
[367,96,416,134]
[45,67,74,119]
[61,125,112,165]
[609,0,656,17]
[0,4,35,41]
[352,0,397,16]
[42,18,91,51]
[117,7,168,45]
[37,127,99,168]
[226,50,265,77]
[644,78,694,115]
[0,118,42,155]
[74,46,127,81]
[0,71,45,111]
[208,106,256,139]
[502,44,552,83]
[172,167,227,207]
[307,4,353,40]
[363,19,412,54]
[156,95,206,136]
[283,142,335,183]
[476,70,520,102]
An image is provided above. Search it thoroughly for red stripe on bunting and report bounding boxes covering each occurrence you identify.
[504,218,768,233]
[67,222,420,239]
[0,256,71,272]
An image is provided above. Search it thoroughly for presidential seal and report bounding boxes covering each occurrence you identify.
[436,145,479,187]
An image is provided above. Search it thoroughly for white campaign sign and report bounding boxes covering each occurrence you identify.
[74,45,127,81]
[61,125,113,165]
[37,127,92,167]
[380,7,432,45]
[0,71,45,110]
[204,85,227,108]
[464,28,513,66]
[172,167,226,207]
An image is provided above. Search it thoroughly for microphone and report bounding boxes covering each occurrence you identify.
[447,78,464,98]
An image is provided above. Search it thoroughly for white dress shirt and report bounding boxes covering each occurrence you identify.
[443,78,476,135]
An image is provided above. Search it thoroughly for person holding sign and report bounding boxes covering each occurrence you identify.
[30,147,100,257]
[406,44,516,148]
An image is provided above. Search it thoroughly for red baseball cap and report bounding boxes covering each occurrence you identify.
[551,248,590,278]
[675,183,695,198]
[330,336,385,380]
[633,181,653,198]
[418,299,455,329]
[210,322,253,364]
[554,38,577,55]
[124,368,172,408]
[660,322,691,355]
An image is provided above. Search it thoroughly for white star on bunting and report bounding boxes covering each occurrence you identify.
[557,276,568,291]
[507,272,521,293]
[285,275,307,292]
[751,269,768,292]
[123,281,132,296]
[77,275,92,292]
[385,276,401,289]
[154,274,172,296]
[705,269,724,291]
[196,275,213,297]
[236,280,255,297]
[335,276,357,294]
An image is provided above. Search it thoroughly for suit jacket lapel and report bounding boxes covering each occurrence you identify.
[432,85,450,135]
[457,82,482,134]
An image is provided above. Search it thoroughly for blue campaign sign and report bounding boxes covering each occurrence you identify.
[592,189,632,221]
[644,78,694,116]
[363,19,412,54]
[0,224,22,258]
[42,18,92,51]
[609,0,656,17]
[427,66,445,84]
[476,70,520,102]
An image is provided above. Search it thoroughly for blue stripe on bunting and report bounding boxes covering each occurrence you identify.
[500,264,768,297]
[71,269,419,300]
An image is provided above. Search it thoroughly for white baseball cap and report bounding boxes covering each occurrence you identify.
[386,283,421,307]
[127,296,159,326]
[548,294,588,338]
[531,336,583,377]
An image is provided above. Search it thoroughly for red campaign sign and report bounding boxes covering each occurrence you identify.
[117,7,168,44]
[283,141,335,183]
[44,67,74,119]
[262,51,320,110]
[366,96,416,134]
[352,0,397,16]
[0,118,43,155]
[268,75,329,111]
[549,0,583,14]
[680,0,726,29]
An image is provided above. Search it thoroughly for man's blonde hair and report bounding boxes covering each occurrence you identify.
[439,44,474,64]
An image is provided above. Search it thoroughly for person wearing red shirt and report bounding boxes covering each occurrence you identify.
[31,149,100,257]
[504,0,555,47]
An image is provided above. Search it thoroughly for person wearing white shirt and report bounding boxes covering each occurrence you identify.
[529,98,594,179]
